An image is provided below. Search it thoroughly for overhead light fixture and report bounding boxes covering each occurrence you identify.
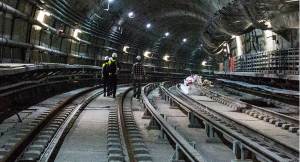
[183,38,187,42]
[35,10,51,30]
[128,12,135,18]
[144,51,151,58]
[108,0,113,3]
[123,46,129,53]
[201,44,203,47]
[146,23,151,28]
[163,55,170,61]
[165,32,169,37]
[202,61,207,66]
[37,10,51,22]
[285,0,298,2]
[73,29,82,38]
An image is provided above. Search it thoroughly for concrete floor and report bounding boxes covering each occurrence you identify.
[55,87,129,162]
[148,88,235,162]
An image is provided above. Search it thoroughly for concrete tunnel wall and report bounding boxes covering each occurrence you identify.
[0,0,199,74]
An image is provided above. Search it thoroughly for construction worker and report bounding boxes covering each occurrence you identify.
[108,53,121,98]
[102,56,110,97]
[107,57,113,95]
[132,55,146,99]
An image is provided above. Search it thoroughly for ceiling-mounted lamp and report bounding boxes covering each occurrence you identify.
[123,46,129,53]
[163,55,170,61]
[146,23,151,28]
[128,12,135,18]
[144,51,151,58]
[37,10,51,22]
[285,0,298,2]
[165,32,169,37]
[73,29,82,38]
[35,10,51,30]
[183,38,187,42]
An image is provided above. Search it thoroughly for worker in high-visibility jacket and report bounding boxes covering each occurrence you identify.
[108,53,121,98]
[102,56,110,97]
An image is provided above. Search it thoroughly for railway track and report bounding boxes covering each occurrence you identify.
[198,85,299,128]
[0,81,297,162]
[116,84,209,162]
[0,86,101,162]
[139,83,207,162]
[161,82,299,162]
[0,84,132,162]
[119,87,153,162]
[218,80,299,107]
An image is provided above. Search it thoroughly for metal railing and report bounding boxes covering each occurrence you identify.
[225,49,299,74]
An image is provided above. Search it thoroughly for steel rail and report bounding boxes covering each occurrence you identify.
[119,87,136,162]
[1,83,133,162]
[161,82,299,162]
[39,90,104,162]
[221,82,299,106]
[0,86,100,162]
[141,83,207,162]
[200,85,299,127]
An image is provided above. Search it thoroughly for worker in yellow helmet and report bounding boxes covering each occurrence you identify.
[108,53,121,98]
[102,56,110,97]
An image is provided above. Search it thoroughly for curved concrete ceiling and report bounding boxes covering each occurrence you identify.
[32,0,300,60]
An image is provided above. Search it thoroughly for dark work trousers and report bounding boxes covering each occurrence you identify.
[103,77,109,95]
[109,75,118,97]
[133,79,142,98]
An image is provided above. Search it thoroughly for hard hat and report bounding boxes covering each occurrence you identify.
[109,57,113,61]
[104,56,109,61]
[136,55,142,61]
[112,53,117,58]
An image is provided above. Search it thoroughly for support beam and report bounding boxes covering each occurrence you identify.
[148,117,159,130]
[232,141,252,162]
[188,112,203,128]
[205,122,222,143]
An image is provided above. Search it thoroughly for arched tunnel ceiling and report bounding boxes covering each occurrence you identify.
[53,0,298,61]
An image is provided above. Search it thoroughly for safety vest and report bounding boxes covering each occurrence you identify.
[108,59,118,75]
[102,62,109,78]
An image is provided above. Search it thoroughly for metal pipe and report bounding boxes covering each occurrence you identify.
[0,37,72,58]
[35,0,141,48]
[30,0,174,66]
[0,38,33,48]
[0,2,96,46]
[1,1,186,66]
